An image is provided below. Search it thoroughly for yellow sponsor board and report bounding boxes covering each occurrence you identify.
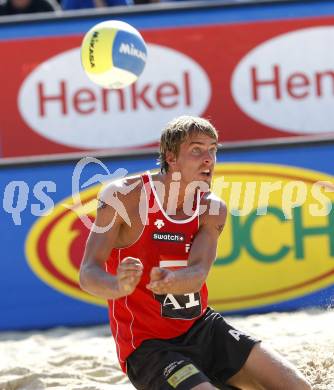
[26,163,334,312]
[26,186,105,306]
[209,163,334,312]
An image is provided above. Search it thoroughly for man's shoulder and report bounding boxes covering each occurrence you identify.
[200,191,227,223]
[202,191,226,209]
[98,173,144,205]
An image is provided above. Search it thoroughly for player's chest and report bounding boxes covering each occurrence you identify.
[130,216,197,263]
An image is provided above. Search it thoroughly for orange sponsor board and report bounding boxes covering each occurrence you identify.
[25,163,334,312]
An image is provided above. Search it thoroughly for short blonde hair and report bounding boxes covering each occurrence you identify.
[159,116,218,173]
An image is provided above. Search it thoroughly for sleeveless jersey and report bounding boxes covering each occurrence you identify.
[105,172,208,372]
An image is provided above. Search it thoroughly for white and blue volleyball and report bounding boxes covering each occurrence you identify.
[81,20,147,89]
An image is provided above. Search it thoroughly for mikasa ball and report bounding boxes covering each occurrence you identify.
[81,20,147,89]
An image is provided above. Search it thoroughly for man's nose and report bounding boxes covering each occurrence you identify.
[203,150,214,164]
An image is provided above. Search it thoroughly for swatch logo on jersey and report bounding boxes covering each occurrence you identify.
[25,163,334,312]
[152,232,185,242]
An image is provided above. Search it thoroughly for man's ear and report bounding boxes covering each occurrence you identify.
[165,151,177,168]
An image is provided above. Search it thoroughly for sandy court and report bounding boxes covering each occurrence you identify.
[1,309,333,390]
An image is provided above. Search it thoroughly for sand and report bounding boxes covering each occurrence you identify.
[1,309,333,390]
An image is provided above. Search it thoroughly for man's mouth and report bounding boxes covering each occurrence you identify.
[200,169,211,178]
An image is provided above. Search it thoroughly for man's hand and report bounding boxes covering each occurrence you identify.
[146,267,176,295]
[117,257,143,296]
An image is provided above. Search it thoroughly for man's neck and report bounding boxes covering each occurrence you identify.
[155,172,197,217]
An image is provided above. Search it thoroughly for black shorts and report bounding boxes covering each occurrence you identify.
[126,307,260,390]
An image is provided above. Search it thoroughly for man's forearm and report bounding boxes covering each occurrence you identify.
[167,265,206,295]
[79,264,123,300]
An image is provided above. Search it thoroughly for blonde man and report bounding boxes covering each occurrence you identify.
[80,116,311,390]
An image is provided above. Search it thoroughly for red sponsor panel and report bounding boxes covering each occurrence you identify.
[2,16,334,157]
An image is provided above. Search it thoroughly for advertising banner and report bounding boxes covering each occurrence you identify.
[1,140,334,330]
[1,1,334,157]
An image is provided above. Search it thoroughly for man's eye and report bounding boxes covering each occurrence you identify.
[192,147,202,154]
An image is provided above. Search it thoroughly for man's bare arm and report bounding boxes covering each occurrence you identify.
[79,183,143,300]
[147,199,227,295]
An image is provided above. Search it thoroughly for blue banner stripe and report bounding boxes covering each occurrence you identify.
[1,1,334,40]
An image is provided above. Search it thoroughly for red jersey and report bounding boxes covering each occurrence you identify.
[105,172,208,372]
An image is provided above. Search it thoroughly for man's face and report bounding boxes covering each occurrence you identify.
[170,133,218,186]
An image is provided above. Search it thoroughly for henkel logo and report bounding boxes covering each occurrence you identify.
[18,44,211,149]
[231,27,334,134]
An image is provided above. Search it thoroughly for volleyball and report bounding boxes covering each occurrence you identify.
[81,20,147,89]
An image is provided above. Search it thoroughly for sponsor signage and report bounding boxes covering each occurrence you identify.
[25,186,103,307]
[1,141,334,329]
[231,26,334,134]
[209,163,334,313]
[1,5,334,157]
[24,161,334,314]
[18,44,209,150]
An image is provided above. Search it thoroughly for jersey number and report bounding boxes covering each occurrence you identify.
[154,292,202,319]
